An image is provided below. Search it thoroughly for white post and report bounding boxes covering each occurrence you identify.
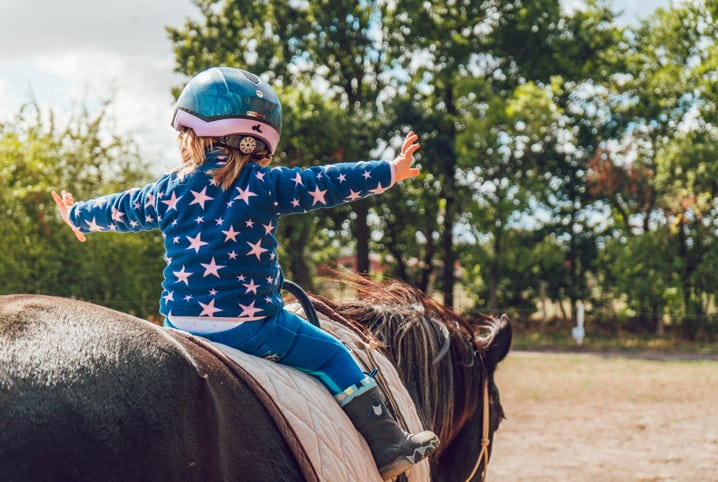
[571,301,585,345]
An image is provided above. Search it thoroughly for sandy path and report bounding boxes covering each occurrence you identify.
[488,351,718,481]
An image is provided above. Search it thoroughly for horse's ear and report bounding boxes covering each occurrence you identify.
[484,314,512,370]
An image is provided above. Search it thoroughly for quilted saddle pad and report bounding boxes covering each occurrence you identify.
[206,303,431,482]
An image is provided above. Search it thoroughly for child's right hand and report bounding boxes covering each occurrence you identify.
[51,190,86,242]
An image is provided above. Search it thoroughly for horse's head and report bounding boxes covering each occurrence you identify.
[308,275,512,482]
[430,311,512,482]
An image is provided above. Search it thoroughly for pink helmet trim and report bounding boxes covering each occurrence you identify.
[173,109,281,154]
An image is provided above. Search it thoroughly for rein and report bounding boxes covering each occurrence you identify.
[464,376,491,482]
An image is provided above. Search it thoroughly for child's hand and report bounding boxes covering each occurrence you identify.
[51,190,86,242]
[392,131,421,182]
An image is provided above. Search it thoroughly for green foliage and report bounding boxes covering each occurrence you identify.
[162,0,718,340]
[273,85,356,288]
[590,0,718,337]
[599,230,678,330]
[168,0,391,277]
[0,103,164,318]
[4,0,717,341]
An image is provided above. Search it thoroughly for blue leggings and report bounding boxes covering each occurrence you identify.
[167,310,365,395]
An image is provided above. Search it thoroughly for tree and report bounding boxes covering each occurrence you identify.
[0,103,164,318]
[597,0,718,337]
[273,86,357,289]
[381,0,497,307]
[167,0,390,277]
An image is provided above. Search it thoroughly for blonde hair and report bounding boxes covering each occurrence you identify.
[176,127,272,190]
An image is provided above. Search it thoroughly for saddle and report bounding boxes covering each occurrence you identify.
[169,303,430,482]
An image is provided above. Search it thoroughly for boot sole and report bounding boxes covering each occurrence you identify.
[378,440,439,480]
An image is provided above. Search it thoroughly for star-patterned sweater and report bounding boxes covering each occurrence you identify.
[68,148,396,333]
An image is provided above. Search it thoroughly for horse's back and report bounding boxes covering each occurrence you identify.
[0,294,303,482]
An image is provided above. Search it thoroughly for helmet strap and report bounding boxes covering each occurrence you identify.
[216,135,266,155]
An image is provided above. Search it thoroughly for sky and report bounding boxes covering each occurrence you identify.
[0,0,673,175]
[0,0,201,173]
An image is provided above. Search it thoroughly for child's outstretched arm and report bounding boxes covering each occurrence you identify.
[392,131,421,183]
[51,190,86,242]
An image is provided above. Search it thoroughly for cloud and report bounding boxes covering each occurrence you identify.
[0,0,199,173]
[0,0,197,60]
[2,0,673,176]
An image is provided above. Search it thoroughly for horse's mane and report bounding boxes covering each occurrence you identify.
[309,274,503,453]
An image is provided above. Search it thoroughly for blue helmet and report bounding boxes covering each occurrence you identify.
[172,67,282,154]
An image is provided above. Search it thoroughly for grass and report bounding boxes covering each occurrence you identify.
[511,330,718,358]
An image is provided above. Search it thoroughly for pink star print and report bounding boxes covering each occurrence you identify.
[370,182,389,195]
[222,225,240,242]
[201,257,226,278]
[246,239,268,260]
[186,233,209,253]
[173,265,193,285]
[145,192,155,209]
[111,207,125,222]
[238,301,262,318]
[161,191,182,211]
[309,186,328,206]
[243,279,259,294]
[292,171,303,186]
[85,217,103,232]
[198,298,222,317]
[345,189,362,201]
[234,186,257,205]
[189,187,214,210]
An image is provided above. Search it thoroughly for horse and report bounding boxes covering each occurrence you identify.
[308,277,512,482]
[0,278,511,482]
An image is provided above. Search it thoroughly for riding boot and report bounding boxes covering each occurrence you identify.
[337,377,439,480]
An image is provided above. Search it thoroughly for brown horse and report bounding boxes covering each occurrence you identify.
[309,277,511,482]
[0,279,510,482]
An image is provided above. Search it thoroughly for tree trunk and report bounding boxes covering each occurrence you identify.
[441,83,458,309]
[353,199,370,275]
[489,210,504,314]
[418,234,435,294]
[442,180,456,309]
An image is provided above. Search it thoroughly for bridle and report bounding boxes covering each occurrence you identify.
[439,325,492,482]
[464,376,491,482]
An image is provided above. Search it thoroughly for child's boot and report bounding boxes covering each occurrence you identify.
[338,377,439,480]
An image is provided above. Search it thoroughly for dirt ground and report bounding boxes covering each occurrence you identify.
[488,351,718,481]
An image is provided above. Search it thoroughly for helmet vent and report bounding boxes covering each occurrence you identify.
[241,70,261,84]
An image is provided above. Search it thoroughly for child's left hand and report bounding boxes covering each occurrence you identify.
[392,131,421,182]
[52,190,86,242]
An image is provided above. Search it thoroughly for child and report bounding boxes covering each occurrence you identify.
[53,66,438,479]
